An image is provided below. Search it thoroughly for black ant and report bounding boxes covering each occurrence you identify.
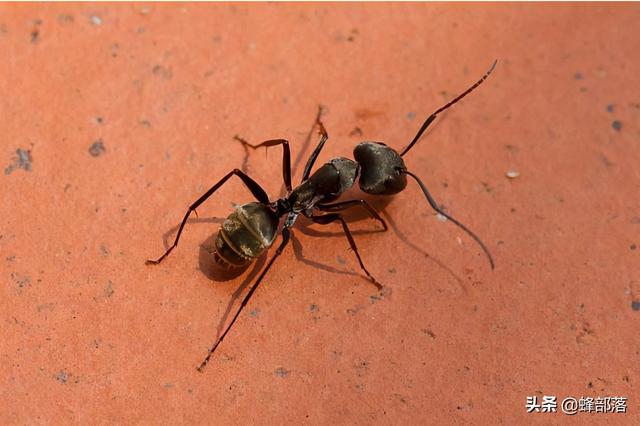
[147,60,497,371]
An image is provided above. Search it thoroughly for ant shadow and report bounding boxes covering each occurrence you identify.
[199,232,268,342]
[159,212,385,284]
[290,216,384,279]
[290,194,465,290]
[160,216,267,352]
[158,213,372,352]
[379,210,466,290]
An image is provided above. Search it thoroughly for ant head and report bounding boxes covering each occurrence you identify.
[354,142,407,195]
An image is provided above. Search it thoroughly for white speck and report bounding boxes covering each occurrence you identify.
[506,170,520,179]
[436,213,448,222]
[90,15,102,26]
[456,236,463,246]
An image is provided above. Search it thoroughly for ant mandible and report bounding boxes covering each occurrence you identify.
[146,60,497,371]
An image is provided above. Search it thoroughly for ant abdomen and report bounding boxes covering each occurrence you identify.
[353,142,407,195]
[214,202,279,267]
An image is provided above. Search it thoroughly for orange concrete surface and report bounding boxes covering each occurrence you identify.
[1,3,639,424]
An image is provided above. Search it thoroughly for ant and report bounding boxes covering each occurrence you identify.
[146,60,497,371]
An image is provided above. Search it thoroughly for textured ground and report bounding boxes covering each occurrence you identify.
[1,3,639,424]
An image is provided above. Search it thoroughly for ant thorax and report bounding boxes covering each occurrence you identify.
[286,157,359,213]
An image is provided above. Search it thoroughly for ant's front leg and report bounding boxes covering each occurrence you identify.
[317,200,388,231]
[309,213,382,290]
[301,112,329,182]
[234,136,292,193]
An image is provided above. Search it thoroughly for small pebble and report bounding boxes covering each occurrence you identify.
[506,170,520,179]
[274,367,289,378]
[90,15,102,26]
[89,140,105,157]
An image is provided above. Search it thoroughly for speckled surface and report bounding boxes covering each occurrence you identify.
[1,3,639,424]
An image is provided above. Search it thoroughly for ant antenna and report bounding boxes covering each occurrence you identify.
[402,169,495,270]
[400,60,497,157]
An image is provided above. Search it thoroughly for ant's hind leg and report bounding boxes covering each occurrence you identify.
[146,169,269,265]
[310,213,382,290]
[197,226,293,371]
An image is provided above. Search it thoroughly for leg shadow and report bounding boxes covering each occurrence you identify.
[381,209,465,290]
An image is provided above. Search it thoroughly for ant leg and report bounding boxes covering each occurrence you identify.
[197,225,293,371]
[400,60,497,157]
[310,213,382,290]
[317,200,388,231]
[402,169,495,270]
[301,112,329,182]
[234,136,292,192]
[146,169,269,265]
